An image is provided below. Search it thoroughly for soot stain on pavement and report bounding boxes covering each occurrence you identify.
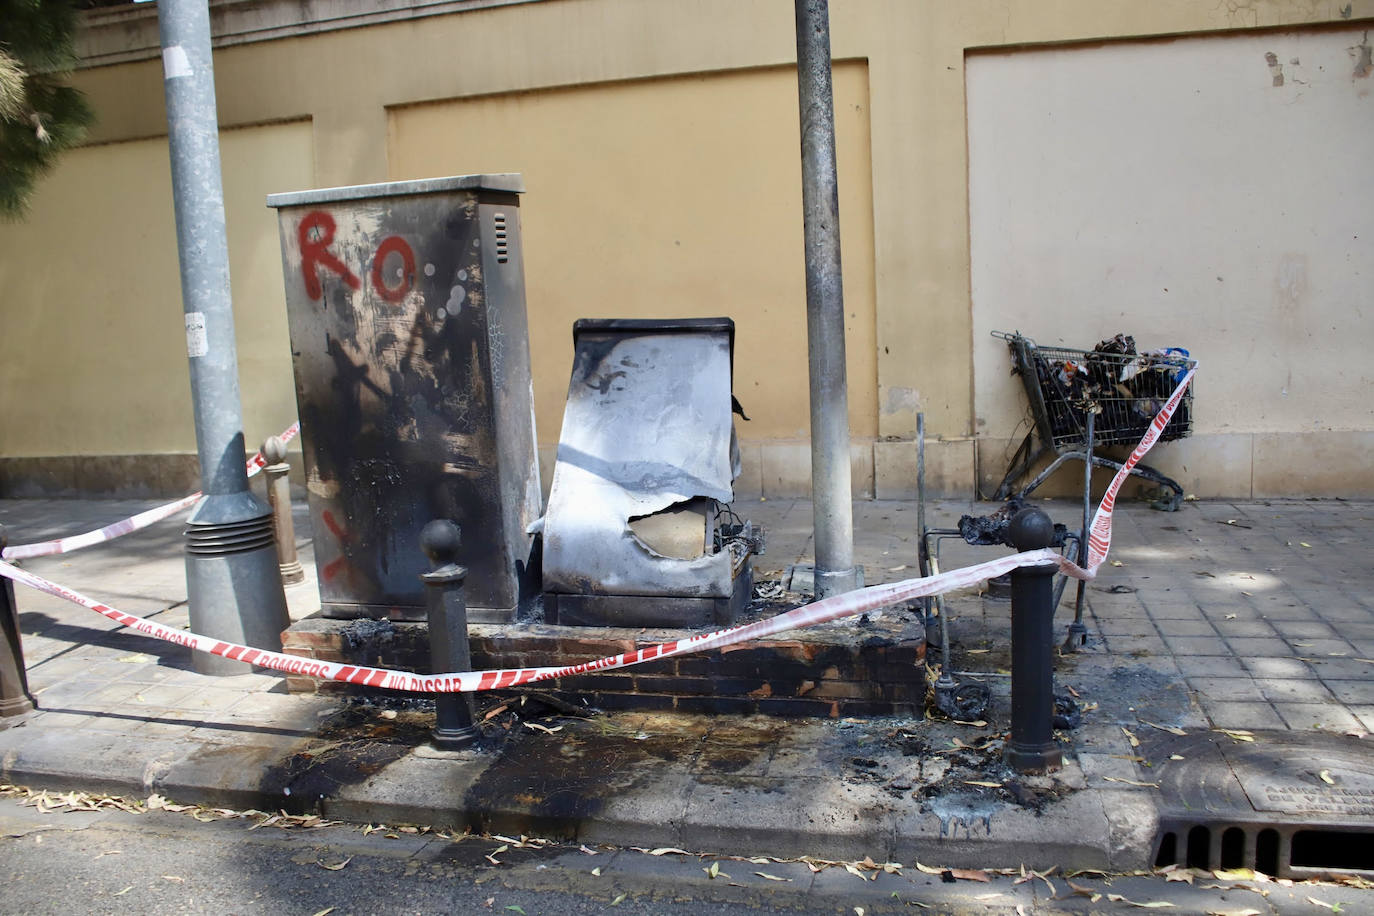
[260,703,435,814]
[462,714,787,837]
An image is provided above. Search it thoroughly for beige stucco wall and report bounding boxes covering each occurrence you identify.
[387,63,877,446]
[968,26,1374,498]
[1,0,1369,498]
[0,120,312,456]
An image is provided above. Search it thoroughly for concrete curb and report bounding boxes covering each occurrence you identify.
[0,712,1157,872]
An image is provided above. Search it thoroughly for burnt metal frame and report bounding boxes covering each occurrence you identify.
[915,414,1084,689]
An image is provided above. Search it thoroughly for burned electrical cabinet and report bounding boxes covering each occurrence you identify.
[267,175,541,622]
[541,318,762,627]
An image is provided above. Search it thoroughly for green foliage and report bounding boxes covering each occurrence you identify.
[0,0,95,220]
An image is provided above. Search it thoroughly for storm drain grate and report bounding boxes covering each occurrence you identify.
[1142,729,1374,880]
[1154,819,1374,878]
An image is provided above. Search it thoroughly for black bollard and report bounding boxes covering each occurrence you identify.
[1004,507,1063,774]
[0,527,37,719]
[420,520,479,750]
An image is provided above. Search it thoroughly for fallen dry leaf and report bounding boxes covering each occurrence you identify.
[318,856,352,871]
[309,909,335,916]
[915,862,944,875]
[963,781,1002,788]
[1111,560,1125,567]
[1104,777,1161,788]
[950,869,990,883]
[1141,721,1187,736]
[522,722,563,734]
[482,705,509,722]
[1122,726,1140,748]
[610,893,627,906]
[1106,893,1175,908]
[1318,770,1335,785]
[755,872,790,882]
[113,887,133,897]
[648,847,689,856]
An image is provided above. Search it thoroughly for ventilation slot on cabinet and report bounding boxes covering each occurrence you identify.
[494,212,509,263]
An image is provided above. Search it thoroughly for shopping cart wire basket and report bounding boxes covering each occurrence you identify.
[990,331,1197,511]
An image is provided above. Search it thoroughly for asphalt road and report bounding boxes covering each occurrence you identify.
[1,790,1370,915]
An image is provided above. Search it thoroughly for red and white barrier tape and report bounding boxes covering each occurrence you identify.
[0,543,1079,693]
[2,421,300,561]
[0,369,1192,692]
[1085,368,1195,568]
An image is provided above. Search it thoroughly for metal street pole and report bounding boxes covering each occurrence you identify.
[795,0,859,598]
[158,0,289,675]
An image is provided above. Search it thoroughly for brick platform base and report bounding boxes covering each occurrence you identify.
[281,611,927,718]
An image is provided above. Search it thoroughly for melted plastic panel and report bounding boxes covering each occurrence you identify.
[542,324,737,599]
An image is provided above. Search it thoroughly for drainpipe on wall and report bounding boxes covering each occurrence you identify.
[794,0,859,598]
[158,0,290,675]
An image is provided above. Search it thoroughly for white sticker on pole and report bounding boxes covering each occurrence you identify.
[185,312,208,358]
[162,45,192,80]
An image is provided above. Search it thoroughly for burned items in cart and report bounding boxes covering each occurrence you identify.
[992,330,1196,511]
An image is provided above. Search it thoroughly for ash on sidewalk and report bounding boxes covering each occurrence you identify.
[1,496,1371,874]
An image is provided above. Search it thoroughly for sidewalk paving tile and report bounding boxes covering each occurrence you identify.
[1198,700,1286,730]
[1174,655,1248,677]
[1324,680,1374,704]
[1259,679,1337,704]
[1238,656,1313,679]
[1271,702,1365,732]
[1186,677,1265,702]
[1163,635,1231,656]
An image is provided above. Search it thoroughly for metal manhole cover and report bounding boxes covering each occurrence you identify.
[1142,730,1374,821]
[1141,729,1374,877]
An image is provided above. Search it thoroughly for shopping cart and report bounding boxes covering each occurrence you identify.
[987,331,1195,653]
[990,331,1196,512]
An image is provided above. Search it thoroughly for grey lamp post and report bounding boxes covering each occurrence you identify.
[795,0,860,598]
[158,0,290,675]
